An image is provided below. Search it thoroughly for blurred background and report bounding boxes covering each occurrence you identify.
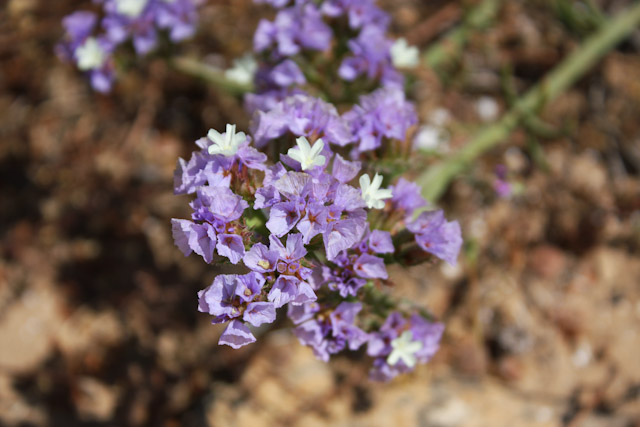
[1,0,640,425]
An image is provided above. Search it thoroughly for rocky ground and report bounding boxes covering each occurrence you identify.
[1,0,639,426]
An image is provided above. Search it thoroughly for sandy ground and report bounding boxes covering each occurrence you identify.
[1,0,640,425]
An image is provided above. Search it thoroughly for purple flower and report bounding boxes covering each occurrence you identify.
[368,230,394,254]
[321,0,390,30]
[338,24,401,86]
[366,311,444,381]
[268,275,299,308]
[329,302,369,350]
[269,233,307,262]
[296,202,328,243]
[193,186,249,224]
[171,219,216,263]
[332,154,361,183]
[287,301,320,324]
[244,243,280,272]
[294,319,329,361]
[407,210,463,266]
[323,216,366,261]
[267,201,301,237]
[216,234,246,264]
[270,59,306,87]
[219,320,257,349]
[198,275,242,318]
[344,87,417,154]
[155,0,198,42]
[253,4,331,56]
[251,94,353,148]
[294,301,368,361]
[244,302,277,327]
[390,178,427,216]
[198,273,276,349]
[353,253,388,279]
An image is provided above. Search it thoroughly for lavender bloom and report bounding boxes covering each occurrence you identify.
[102,0,198,54]
[269,233,307,262]
[390,178,428,216]
[58,12,116,93]
[368,230,394,254]
[407,210,463,266]
[155,0,198,42]
[344,87,417,154]
[171,219,216,263]
[339,25,394,82]
[493,164,512,198]
[60,0,200,92]
[270,59,307,87]
[102,5,158,55]
[253,3,331,56]
[173,127,266,196]
[266,201,302,237]
[243,243,279,273]
[216,234,245,264]
[191,186,248,225]
[219,320,257,349]
[367,312,444,381]
[354,253,388,279]
[251,94,353,148]
[198,273,276,348]
[332,154,361,184]
[294,301,368,361]
[321,0,390,30]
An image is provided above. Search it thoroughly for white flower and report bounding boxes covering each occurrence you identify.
[207,124,247,157]
[414,125,442,151]
[225,54,258,86]
[359,173,392,209]
[390,38,419,69]
[76,38,106,71]
[116,0,149,17]
[387,331,423,368]
[476,96,499,122]
[287,137,326,171]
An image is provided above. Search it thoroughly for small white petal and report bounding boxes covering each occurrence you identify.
[225,54,258,85]
[115,0,148,17]
[360,173,392,209]
[390,38,419,69]
[387,331,423,368]
[207,124,245,157]
[76,38,106,71]
[287,137,325,170]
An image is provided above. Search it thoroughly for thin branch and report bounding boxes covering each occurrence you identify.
[170,56,254,95]
[418,2,640,202]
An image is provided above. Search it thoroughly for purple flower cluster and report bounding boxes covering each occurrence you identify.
[172,119,460,380]
[367,312,444,381]
[58,0,200,92]
[344,87,418,155]
[166,0,461,381]
[249,0,405,115]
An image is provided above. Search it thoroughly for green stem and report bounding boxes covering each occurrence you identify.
[418,2,640,202]
[170,56,254,95]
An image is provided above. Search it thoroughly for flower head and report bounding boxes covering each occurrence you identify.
[287,136,326,171]
[207,124,247,157]
[359,173,392,209]
[387,331,423,367]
